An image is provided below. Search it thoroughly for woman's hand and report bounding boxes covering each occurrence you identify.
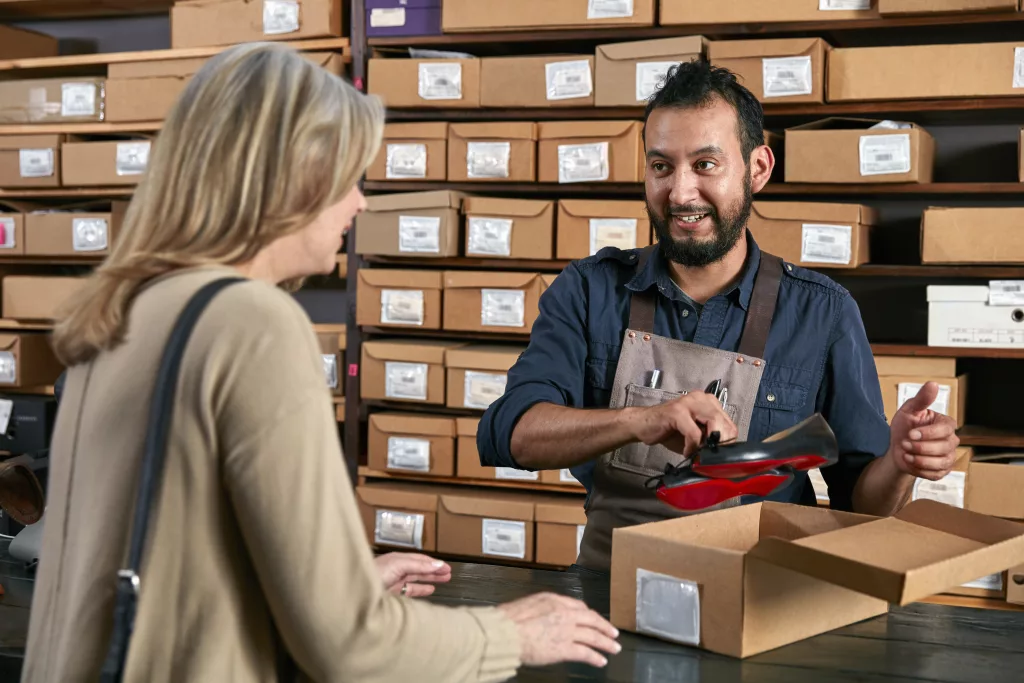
[374,552,452,598]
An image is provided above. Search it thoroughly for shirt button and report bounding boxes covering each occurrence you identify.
[682,310,690,318]
[767,393,777,403]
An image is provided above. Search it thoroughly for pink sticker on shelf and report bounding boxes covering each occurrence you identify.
[348,363,359,377]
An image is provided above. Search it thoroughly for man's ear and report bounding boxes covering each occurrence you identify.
[749,145,775,193]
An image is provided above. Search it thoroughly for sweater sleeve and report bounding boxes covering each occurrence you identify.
[212,286,521,683]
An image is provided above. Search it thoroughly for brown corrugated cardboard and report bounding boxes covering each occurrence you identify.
[25,201,128,257]
[356,269,444,329]
[444,344,523,410]
[442,0,655,31]
[880,0,1019,14]
[1009,564,1024,605]
[747,201,875,269]
[360,339,465,405]
[480,55,595,108]
[1020,128,1024,183]
[556,200,651,260]
[0,25,58,60]
[541,274,559,292]
[595,36,705,107]
[0,333,63,388]
[709,38,829,104]
[442,272,543,334]
[921,207,1024,264]
[455,417,488,479]
[877,374,968,427]
[171,0,343,48]
[61,138,152,187]
[0,203,25,256]
[355,191,461,258]
[447,123,537,183]
[366,123,448,182]
[538,121,644,184]
[437,489,537,561]
[367,413,456,477]
[0,78,105,124]
[966,459,1024,521]
[874,355,956,377]
[611,500,1024,657]
[356,481,440,552]
[536,499,587,567]
[660,0,878,24]
[829,42,1024,102]
[368,58,481,109]
[0,135,63,189]
[2,276,87,320]
[784,118,935,184]
[462,197,555,260]
[315,330,343,397]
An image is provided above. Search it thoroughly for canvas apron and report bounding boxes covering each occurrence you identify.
[576,246,784,572]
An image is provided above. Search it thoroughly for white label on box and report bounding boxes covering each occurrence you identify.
[375,509,425,549]
[558,142,609,184]
[384,362,429,401]
[481,519,526,559]
[19,149,54,178]
[576,524,585,557]
[636,61,680,101]
[801,224,852,265]
[590,218,637,255]
[116,141,150,176]
[398,216,441,254]
[495,467,539,481]
[859,134,911,176]
[762,56,813,99]
[387,437,431,472]
[588,0,634,18]
[61,82,97,117]
[72,218,109,252]
[0,399,12,435]
[321,354,338,389]
[947,327,1024,346]
[545,60,593,101]
[464,371,507,409]
[1014,48,1024,89]
[0,352,15,384]
[481,289,525,328]
[466,142,511,179]
[635,568,701,646]
[897,382,951,416]
[819,0,870,8]
[380,289,425,326]
[807,468,829,502]
[386,143,428,179]
[0,218,15,249]
[962,573,1004,591]
[370,7,406,27]
[560,468,579,484]
[988,281,1024,306]
[467,217,513,257]
[263,0,300,34]
[418,63,463,100]
[912,470,965,509]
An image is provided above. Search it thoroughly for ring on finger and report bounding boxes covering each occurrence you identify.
[400,583,408,596]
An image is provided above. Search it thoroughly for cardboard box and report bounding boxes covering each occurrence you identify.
[61,138,152,187]
[356,269,443,329]
[462,197,555,260]
[355,191,461,258]
[0,78,105,124]
[368,58,481,109]
[536,499,588,567]
[444,344,522,410]
[0,333,63,388]
[873,355,956,378]
[879,0,1019,14]
[0,135,63,189]
[878,374,968,428]
[0,25,58,60]
[1020,128,1024,183]
[442,272,543,334]
[24,201,128,257]
[927,285,1024,349]
[366,0,442,37]
[911,447,972,509]
[828,42,1024,102]
[442,0,655,31]
[610,500,1024,658]
[595,36,705,107]
[480,55,595,108]
[660,0,878,24]
[538,121,644,184]
[784,118,935,184]
[2,276,87,321]
[747,201,875,269]
[356,482,439,552]
[556,200,651,260]
[367,123,448,182]
[966,458,1024,522]
[709,38,829,104]
[921,207,1024,264]
[1009,563,1024,606]
[360,339,465,405]
[171,0,343,48]
[0,204,25,256]
[437,489,537,562]
[315,328,344,396]
[447,123,538,183]
[454,417,580,487]
[367,413,456,476]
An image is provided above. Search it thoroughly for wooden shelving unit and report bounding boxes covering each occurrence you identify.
[358,466,585,495]
[0,0,172,20]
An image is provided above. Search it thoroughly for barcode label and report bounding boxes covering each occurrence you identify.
[912,470,965,509]
[375,510,425,549]
[370,7,406,27]
[762,56,813,98]
[636,61,681,101]
[418,62,463,100]
[481,289,526,328]
[989,281,1024,306]
[321,354,338,389]
[263,0,300,34]
[467,217,513,257]
[898,382,951,416]
[558,143,609,183]
[61,82,97,117]
[116,142,150,176]
[398,216,441,253]
[590,218,637,255]
[384,362,429,401]
[546,60,593,100]
[588,0,634,19]
[19,148,54,178]
[386,144,428,179]
[819,0,870,9]
[72,218,109,252]
[380,289,425,325]
[495,467,539,481]
[467,141,511,179]
[464,371,507,409]
[801,224,852,265]
[859,134,911,176]
[387,437,431,472]
[482,519,526,559]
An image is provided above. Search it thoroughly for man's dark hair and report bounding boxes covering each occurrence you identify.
[643,59,765,162]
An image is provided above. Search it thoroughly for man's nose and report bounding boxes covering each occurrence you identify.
[668,169,701,207]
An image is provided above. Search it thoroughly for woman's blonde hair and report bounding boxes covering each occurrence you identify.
[52,42,384,365]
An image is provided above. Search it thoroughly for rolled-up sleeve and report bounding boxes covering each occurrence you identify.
[478,263,591,469]
[817,292,891,512]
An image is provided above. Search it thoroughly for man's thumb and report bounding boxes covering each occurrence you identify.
[902,381,939,414]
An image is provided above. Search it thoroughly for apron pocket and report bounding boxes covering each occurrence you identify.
[610,384,689,476]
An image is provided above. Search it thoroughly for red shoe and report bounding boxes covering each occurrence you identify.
[651,466,796,512]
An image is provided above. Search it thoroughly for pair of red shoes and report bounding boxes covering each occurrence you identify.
[649,413,838,512]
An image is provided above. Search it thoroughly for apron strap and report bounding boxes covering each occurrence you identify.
[737,254,784,360]
[627,246,658,333]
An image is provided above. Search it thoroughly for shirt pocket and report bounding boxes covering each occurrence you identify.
[755,378,810,437]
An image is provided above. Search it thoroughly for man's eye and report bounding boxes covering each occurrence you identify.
[695,160,716,171]
[652,162,669,172]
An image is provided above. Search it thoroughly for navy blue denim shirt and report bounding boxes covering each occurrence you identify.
[477,232,891,512]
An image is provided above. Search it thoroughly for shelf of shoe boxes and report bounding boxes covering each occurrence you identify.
[348,0,1024,594]
[0,2,351,432]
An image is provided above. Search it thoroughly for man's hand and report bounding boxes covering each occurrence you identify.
[887,381,960,482]
[630,393,738,456]
[374,552,452,598]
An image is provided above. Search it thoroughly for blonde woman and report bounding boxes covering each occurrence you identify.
[21,43,619,683]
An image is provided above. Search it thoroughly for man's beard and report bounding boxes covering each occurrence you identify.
[647,176,752,268]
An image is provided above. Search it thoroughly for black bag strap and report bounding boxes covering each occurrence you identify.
[100,277,245,683]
